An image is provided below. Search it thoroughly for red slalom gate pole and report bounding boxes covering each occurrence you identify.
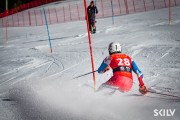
[28,11,31,26]
[12,15,14,27]
[40,9,44,25]
[6,17,8,45]
[22,11,25,26]
[83,0,96,91]
[118,0,122,15]
[63,6,66,22]
[152,0,155,10]
[17,13,20,27]
[164,0,167,8]
[48,8,51,24]
[174,0,177,6]
[169,0,171,24]
[143,0,146,11]
[34,10,37,26]
[69,4,72,21]
[2,18,4,27]
[77,3,80,20]
[132,0,136,13]
[124,0,129,14]
[55,8,58,23]
[101,0,104,17]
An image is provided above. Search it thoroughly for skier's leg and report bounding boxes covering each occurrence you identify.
[97,77,119,95]
[105,75,133,92]
[92,21,96,33]
[89,20,93,32]
[116,76,133,92]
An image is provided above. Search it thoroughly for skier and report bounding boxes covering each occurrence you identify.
[87,1,98,33]
[98,42,148,94]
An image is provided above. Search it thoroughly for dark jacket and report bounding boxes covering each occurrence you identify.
[87,5,98,21]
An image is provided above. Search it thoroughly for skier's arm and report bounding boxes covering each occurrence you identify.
[132,60,144,87]
[132,60,148,94]
[98,56,110,74]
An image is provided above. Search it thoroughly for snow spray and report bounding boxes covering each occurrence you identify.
[43,8,53,53]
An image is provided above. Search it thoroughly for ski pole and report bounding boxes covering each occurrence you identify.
[148,90,180,99]
[73,70,98,79]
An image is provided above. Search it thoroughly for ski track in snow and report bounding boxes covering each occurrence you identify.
[0,4,180,120]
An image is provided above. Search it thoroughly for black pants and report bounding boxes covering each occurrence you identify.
[88,19,95,31]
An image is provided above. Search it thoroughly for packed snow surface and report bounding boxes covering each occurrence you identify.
[0,4,180,120]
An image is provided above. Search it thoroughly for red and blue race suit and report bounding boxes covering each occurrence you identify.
[98,53,144,92]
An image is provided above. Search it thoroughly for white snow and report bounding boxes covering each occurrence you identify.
[0,3,180,120]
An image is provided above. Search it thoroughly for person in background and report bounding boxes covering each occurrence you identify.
[87,0,98,33]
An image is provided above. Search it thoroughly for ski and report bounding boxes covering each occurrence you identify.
[148,88,180,99]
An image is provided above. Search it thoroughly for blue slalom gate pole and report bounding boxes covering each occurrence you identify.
[110,0,114,25]
[43,8,53,53]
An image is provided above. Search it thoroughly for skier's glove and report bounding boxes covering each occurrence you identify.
[104,66,110,73]
[139,85,148,95]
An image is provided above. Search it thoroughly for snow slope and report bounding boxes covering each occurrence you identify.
[0,5,180,120]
